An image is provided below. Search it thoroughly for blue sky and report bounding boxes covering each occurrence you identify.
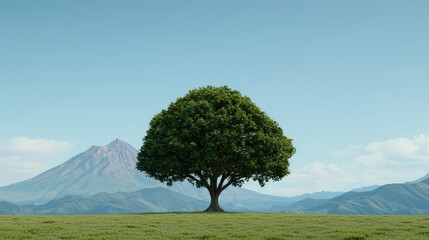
[1,0,429,196]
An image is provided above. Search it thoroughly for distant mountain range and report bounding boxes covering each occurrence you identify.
[0,187,207,214]
[1,139,429,215]
[282,178,429,214]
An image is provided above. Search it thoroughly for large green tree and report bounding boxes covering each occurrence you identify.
[137,86,295,211]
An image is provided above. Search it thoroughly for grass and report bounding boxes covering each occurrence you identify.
[0,213,429,239]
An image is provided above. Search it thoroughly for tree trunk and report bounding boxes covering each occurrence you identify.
[205,189,224,212]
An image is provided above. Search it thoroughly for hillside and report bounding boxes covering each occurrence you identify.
[284,179,429,214]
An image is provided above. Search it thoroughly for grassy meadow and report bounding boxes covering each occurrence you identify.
[0,213,428,239]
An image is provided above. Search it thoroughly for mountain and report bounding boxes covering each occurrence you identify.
[283,179,429,214]
[0,187,207,214]
[0,139,162,204]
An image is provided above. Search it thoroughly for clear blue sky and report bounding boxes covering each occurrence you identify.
[1,0,429,195]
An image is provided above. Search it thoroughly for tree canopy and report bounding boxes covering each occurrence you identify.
[137,86,295,211]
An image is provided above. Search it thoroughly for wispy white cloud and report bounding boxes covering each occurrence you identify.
[0,137,73,154]
[367,138,419,156]
[355,134,429,165]
[0,137,73,186]
[332,134,429,186]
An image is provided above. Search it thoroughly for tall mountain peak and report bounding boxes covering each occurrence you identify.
[0,139,159,204]
[106,138,132,149]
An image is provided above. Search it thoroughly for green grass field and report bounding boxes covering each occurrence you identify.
[1,213,428,239]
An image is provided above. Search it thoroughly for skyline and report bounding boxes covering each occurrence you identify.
[1,0,429,196]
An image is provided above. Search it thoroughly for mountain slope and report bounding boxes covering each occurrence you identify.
[0,139,161,204]
[284,180,429,214]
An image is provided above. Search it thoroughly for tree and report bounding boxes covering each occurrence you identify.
[137,86,295,212]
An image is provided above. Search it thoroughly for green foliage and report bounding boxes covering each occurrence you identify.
[137,86,295,191]
[1,213,429,239]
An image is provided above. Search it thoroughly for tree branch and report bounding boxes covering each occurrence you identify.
[219,179,234,193]
[217,174,227,189]
[186,174,199,183]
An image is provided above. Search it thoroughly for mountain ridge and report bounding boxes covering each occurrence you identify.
[283,181,429,214]
[0,187,207,214]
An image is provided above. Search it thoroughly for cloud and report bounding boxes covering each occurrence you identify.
[333,134,429,184]
[0,137,73,186]
[367,138,419,156]
[357,134,429,165]
[0,137,73,154]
